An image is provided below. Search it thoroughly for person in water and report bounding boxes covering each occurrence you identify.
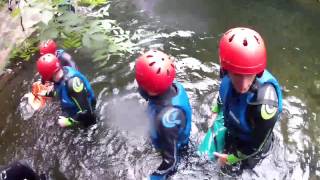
[38,39,78,70]
[35,53,96,128]
[0,161,46,180]
[212,27,283,170]
[135,50,192,180]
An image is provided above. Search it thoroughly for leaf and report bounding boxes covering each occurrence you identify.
[56,13,85,27]
[61,32,82,49]
[40,27,59,40]
[40,10,54,25]
[83,32,108,49]
[82,33,91,48]
[11,8,21,17]
[78,0,108,7]
[92,49,106,57]
[93,54,109,62]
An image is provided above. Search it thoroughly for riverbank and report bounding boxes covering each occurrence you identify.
[0,1,53,90]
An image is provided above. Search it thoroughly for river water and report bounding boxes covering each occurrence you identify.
[0,0,320,179]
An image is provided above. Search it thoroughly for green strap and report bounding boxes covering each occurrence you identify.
[211,104,220,113]
[71,97,83,112]
[226,154,241,165]
[226,129,273,165]
[68,117,79,126]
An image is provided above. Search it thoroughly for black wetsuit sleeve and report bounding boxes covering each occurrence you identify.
[152,107,186,177]
[67,77,95,126]
[241,84,280,155]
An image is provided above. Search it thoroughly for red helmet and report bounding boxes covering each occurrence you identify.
[219,27,266,75]
[135,50,176,95]
[37,53,61,81]
[39,39,57,55]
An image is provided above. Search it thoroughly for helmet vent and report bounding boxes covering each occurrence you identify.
[229,34,235,42]
[162,58,165,61]
[147,55,153,58]
[167,69,170,75]
[157,68,161,74]
[171,64,175,68]
[243,39,248,46]
[149,62,156,66]
[254,35,260,44]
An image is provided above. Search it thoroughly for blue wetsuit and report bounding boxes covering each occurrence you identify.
[139,82,192,180]
[54,66,96,127]
[219,70,282,167]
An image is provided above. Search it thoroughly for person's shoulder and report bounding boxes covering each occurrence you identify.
[67,76,85,93]
[257,83,278,104]
[254,84,279,120]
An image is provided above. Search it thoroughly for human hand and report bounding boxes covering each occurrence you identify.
[32,82,50,96]
[214,152,228,166]
[58,116,73,127]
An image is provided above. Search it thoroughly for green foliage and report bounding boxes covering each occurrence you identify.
[77,0,108,7]
[0,1,5,9]
[38,10,132,62]
[9,0,132,64]
[61,31,82,49]
[9,38,38,62]
[10,8,21,17]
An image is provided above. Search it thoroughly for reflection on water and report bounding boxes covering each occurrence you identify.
[1,0,320,179]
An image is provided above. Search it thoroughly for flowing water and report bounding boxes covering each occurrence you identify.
[1,0,320,179]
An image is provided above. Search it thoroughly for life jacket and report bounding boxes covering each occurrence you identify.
[55,66,95,116]
[148,82,192,148]
[219,70,282,141]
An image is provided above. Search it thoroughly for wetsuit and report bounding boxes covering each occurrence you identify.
[218,70,282,168]
[140,82,192,180]
[55,49,78,70]
[46,66,96,127]
[0,161,45,180]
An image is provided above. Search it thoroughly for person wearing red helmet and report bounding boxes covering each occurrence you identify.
[36,53,96,128]
[207,27,283,171]
[38,39,78,70]
[135,50,192,180]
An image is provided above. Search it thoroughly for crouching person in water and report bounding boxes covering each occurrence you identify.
[0,161,46,180]
[135,50,192,180]
[212,27,283,171]
[36,53,96,128]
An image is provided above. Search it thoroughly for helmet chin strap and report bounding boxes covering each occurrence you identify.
[256,70,264,78]
[219,68,227,78]
[249,79,259,93]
